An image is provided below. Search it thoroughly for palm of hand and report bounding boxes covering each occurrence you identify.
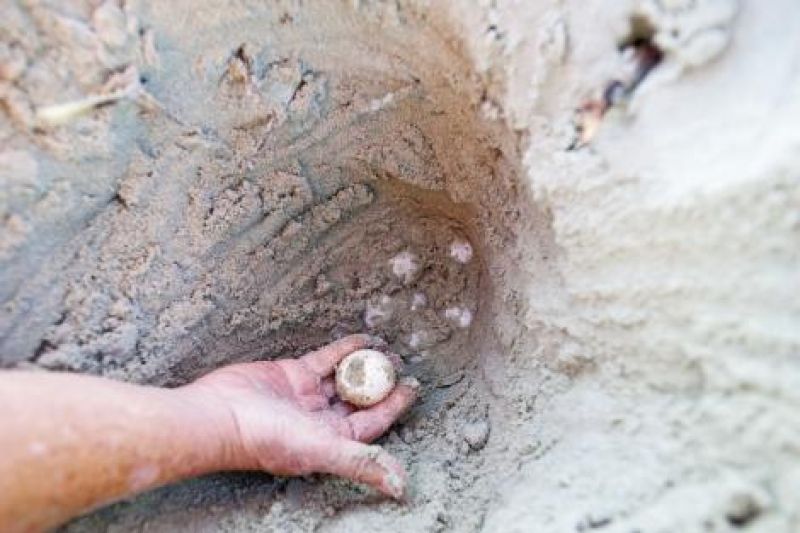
[190,335,417,499]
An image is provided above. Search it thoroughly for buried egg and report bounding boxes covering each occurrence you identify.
[336,349,397,407]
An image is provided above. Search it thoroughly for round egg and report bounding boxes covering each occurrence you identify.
[336,349,397,407]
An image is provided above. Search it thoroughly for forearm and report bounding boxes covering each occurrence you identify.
[0,371,241,532]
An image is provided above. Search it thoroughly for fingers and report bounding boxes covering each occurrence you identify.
[347,377,419,443]
[296,394,330,412]
[323,440,407,499]
[316,377,354,414]
[321,376,336,398]
[331,399,355,416]
[300,334,377,377]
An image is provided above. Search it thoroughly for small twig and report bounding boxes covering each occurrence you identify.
[35,90,131,127]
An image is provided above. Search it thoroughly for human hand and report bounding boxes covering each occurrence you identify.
[185,335,419,498]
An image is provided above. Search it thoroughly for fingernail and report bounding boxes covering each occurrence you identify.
[384,471,406,499]
[364,444,382,460]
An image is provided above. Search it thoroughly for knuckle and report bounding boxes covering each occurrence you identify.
[350,454,375,479]
[350,419,370,442]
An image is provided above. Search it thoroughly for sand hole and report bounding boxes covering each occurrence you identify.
[1,2,558,530]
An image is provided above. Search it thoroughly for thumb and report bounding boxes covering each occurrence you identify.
[321,439,407,499]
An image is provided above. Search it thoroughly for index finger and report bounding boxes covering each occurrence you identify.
[347,377,419,442]
[300,334,381,377]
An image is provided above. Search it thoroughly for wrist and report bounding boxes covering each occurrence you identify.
[169,384,252,473]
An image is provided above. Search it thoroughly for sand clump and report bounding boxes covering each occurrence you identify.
[1,0,799,532]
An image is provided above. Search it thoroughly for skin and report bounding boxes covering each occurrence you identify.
[0,334,418,532]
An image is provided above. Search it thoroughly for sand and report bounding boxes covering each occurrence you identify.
[1,0,798,531]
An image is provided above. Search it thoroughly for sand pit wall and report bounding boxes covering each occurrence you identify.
[2,1,799,532]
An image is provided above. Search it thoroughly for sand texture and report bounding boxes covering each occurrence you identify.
[1,0,798,531]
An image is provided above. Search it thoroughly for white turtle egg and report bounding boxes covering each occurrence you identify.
[389,250,419,284]
[444,306,473,328]
[410,292,427,311]
[364,296,393,328]
[336,349,397,407]
[449,239,473,264]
